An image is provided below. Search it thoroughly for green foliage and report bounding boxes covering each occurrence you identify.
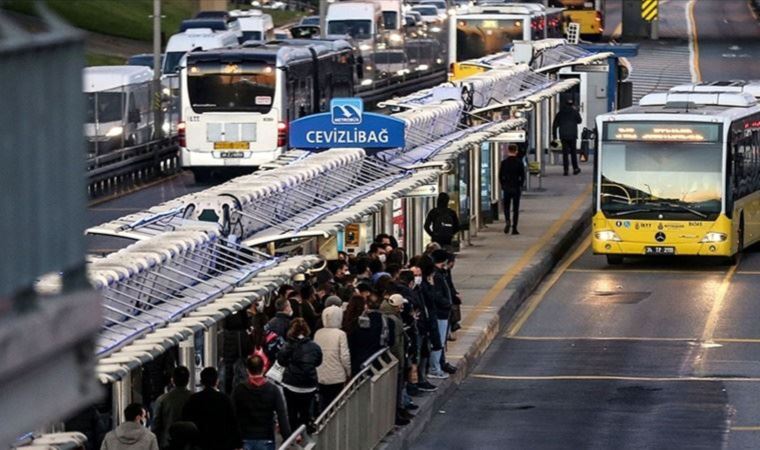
[86,52,126,66]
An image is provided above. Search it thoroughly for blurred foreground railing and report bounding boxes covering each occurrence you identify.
[279,348,398,450]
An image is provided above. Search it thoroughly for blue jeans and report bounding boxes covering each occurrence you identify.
[243,440,275,450]
[429,319,449,374]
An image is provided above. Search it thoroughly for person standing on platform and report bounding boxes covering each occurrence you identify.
[182,367,241,450]
[424,193,460,249]
[101,403,159,450]
[553,99,583,176]
[499,144,526,235]
[152,366,192,450]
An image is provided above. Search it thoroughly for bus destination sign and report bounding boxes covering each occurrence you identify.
[606,122,720,142]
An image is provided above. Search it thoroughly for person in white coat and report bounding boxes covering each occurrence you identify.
[314,305,351,412]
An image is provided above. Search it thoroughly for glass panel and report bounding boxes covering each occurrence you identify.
[600,140,723,219]
[86,92,124,123]
[327,20,372,39]
[457,19,523,60]
[187,61,276,113]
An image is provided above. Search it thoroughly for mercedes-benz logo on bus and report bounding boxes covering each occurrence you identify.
[655,232,666,242]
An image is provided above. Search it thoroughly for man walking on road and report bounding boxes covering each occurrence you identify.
[499,144,525,235]
[553,99,583,176]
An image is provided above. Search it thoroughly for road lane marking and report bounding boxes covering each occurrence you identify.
[686,0,702,82]
[506,336,760,344]
[566,268,726,275]
[611,22,622,40]
[732,426,760,431]
[700,259,739,343]
[471,374,760,382]
[735,271,760,275]
[505,236,591,337]
[506,336,697,342]
[460,183,593,329]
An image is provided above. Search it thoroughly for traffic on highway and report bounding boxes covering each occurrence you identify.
[3,0,760,449]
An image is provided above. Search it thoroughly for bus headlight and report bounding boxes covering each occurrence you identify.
[700,232,727,243]
[105,126,123,138]
[594,230,621,242]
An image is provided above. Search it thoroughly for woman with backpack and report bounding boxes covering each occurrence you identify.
[277,318,323,431]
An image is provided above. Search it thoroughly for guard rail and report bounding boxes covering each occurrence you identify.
[279,348,399,450]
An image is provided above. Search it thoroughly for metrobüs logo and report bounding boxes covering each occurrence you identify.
[331,98,363,125]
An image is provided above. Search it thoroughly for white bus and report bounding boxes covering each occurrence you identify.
[179,41,356,180]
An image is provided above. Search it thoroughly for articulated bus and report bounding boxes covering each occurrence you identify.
[449,3,563,76]
[549,0,604,41]
[593,81,760,264]
[179,40,355,180]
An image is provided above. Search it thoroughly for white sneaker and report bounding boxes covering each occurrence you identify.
[428,371,449,379]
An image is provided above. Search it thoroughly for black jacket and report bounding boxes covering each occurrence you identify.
[418,281,442,350]
[277,336,323,389]
[553,105,582,140]
[499,156,525,192]
[347,310,395,375]
[424,208,459,244]
[182,388,241,450]
[432,269,452,320]
[232,380,291,441]
[266,313,291,338]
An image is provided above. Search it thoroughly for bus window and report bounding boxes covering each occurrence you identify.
[457,19,523,61]
[186,61,276,114]
[328,20,372,39]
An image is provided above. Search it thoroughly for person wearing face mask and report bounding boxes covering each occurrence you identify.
[369,242,387,264]
[101,403,159,450]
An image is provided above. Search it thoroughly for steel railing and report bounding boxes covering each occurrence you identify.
[279,348,399,450]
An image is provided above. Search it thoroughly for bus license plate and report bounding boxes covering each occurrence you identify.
[645,246,675,256]
[219,151,245,158]
[214,141,250,150]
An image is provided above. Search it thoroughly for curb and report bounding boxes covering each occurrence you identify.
[377,204,593,450]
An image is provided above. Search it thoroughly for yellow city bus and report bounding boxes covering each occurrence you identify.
[593,82,760,264]
[549,0,604,41]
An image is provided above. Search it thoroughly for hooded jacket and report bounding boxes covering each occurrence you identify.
[424,193,459,244]
[277,336,323,389]
[313,306,351,385]
[347,309,395,375]
[101,422,159,450]
[553,104,582,140]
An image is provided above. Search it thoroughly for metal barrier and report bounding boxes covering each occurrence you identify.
[279,349,399,450]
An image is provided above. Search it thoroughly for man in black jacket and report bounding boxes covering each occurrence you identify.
[232,356,292,450]
[428,250,453,379]
[553,99,583,176]
[266,298,292,338]
[499,144,526,235]
[424,192,460,248]
[182,367,240,450]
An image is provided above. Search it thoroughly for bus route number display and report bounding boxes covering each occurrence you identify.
[606,122,720,142]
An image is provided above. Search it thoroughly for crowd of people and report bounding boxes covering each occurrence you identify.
[101,230,463,450]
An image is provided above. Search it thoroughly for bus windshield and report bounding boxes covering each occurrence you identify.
[327,20,372,39]
[241,30,262,42]
[86,92,124,123]
[382,11,398,30]
[187,61,276,113]
[163,51,185,74]
[457,19,523,60]
[600,139,723,220]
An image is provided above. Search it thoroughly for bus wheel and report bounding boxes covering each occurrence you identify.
[606,255,624,265]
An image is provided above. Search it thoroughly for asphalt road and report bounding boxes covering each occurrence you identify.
[411,3,760,449]
[86,171,212,254]
[692,0,760,81]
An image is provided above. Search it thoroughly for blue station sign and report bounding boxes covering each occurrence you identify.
[289,98,406,150]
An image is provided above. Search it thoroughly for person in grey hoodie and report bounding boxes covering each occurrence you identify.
[101,403,159,450]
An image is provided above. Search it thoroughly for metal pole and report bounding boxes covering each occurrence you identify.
[179,339,197,390]
[651,18,659,40]
[319,0,327,39]
[112,373,132,426]
[152,0,164,138]
[203,324,218,369]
